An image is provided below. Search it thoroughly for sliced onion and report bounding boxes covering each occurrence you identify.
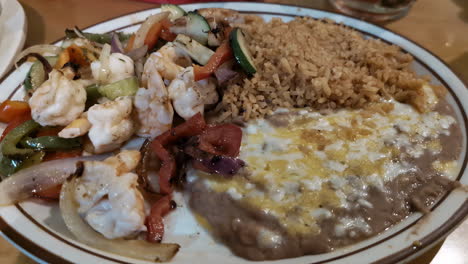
[126,45,148,61]
[133,12,170,51]
[214,60,237,84]
[14,45,62,66]
[98,43,111,83]
[135,57,144,80]
[60,178,180,262]
[0,155,109,205]
[110,33,124,53]
[63,38,102,55]
[196,156,245,176]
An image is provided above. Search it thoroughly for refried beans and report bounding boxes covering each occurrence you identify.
[186,97,462,260]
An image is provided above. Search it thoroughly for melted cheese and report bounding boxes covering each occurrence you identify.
[192,99,458,236]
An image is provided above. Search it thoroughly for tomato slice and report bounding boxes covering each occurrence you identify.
[156,113,206,146]
[146,195,174,243]
[198,124,242,157]
[0,101,31,123]
[151,140,176,195]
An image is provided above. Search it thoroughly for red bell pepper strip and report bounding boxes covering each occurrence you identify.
[144,22,164,51]
[146,195,174,243]
[193,41,233,81]
[155,112,206,146]
[150,113,206,195]
[125,34,136,52]
[0,101,31,124]
[198,124,242,157]
[151,140,176,195]
[160,19,177,42]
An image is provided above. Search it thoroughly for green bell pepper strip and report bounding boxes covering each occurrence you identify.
[98,77,139,100]
[1,120,40,157]
[19,151,46,169]
[0,154,23,178]
[85,83,101,109]
[0,151,45,178]
[20,136,82,151]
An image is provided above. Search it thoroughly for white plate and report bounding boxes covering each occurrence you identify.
[0,0,26,79]
[0,2,467,264]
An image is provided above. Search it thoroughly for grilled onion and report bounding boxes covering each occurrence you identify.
[0,155,108,205]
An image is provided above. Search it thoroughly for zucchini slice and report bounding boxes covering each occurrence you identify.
[161,4,186,21]
[24,56,58,92]
[174,34,214,65]
[230,28,257,75]
[97,77,139,100]
[186,11,210,46]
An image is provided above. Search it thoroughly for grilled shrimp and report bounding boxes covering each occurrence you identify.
[134,53,174,138]
[74,150,145,239]
[90,53,135,84]
[87,97,134,153]
[150,42,191,81]
[167,66,218,120]
[29,69,86,126]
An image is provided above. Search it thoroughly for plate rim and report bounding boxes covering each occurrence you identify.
[0,2,467,264]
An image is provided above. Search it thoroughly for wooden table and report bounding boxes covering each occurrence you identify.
[1,0,467,263]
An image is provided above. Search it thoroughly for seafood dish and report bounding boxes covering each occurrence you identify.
[0,5,463,262]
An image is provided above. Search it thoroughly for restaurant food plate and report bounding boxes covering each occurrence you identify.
[0,0,26,79]
[0,2,467,264]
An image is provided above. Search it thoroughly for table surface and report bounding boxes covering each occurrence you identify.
[1,0,467,263]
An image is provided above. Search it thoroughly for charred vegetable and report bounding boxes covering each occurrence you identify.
[24,56,58,91]
[65,28,131,44]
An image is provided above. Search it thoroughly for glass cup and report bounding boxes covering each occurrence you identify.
[328,0,416,22]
